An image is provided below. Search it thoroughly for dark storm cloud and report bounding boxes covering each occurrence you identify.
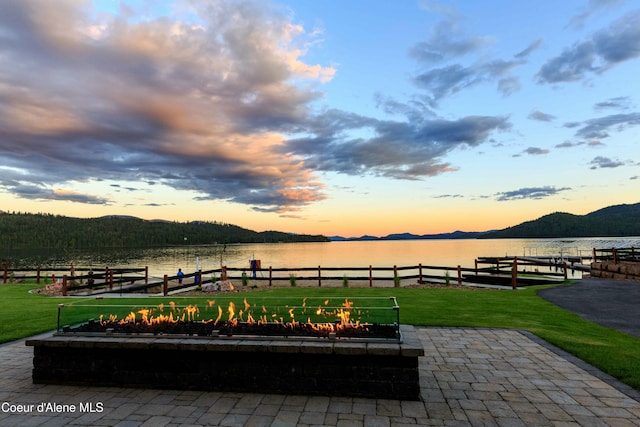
[0,0,334,213]
[589,156,625,169]
[495,186,570,201]
[537,10,640,84]
[281,111,510,180]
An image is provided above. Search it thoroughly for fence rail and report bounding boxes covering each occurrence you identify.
[593,247,639,263]
[1,255,574,295]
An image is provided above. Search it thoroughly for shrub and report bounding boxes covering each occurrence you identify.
[393,272,400,288]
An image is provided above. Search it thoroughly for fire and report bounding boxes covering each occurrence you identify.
[97,297,373,337]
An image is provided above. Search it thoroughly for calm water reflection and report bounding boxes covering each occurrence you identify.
[3,237,639,279]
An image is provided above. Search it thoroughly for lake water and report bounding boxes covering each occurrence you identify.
[4,236,639,280]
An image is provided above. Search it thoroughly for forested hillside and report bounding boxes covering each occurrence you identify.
[0,212,328,249]
[481,203,640,238]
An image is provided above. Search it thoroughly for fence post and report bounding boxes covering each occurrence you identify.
[70,264,76,286]
[511,257,517,290]
[269,266,272,286]
[62,275,68,296]
[474,259,478,275]
[37,267,41,284]
[198,270,202,285]
[393,265,398,287]
[145,266,148,284]
[163,275,168,296]
[221,266,227,281]
[563,263,568,280]
[318,265,322,287]
[109,270,114,290]
[457,265,462,285]
[613,248,618,264]
[592,248,597,263]
[418,263,423,284]
[369,265,373,287]
[2,260,9,283]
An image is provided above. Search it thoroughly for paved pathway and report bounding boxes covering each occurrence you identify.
[538,278,640,338]
[1,327,639,426]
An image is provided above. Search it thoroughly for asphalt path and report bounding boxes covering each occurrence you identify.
[537,278,640,338]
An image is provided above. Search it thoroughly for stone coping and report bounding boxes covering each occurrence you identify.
[26,324,424,357]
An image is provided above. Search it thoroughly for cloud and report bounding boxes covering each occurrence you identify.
[568,0,625,29]
[281,111,511,180]
[528,110,557,122]
[414,59,523,106]
[537,10,640,84]
[589,156,625,169]
[2,182,110,204]
[523,147,550,155]
[555,140,604,148]
[572,112,640,140]
[515,38,543,59]
[495,186,571,201]
[408,9,493,64]
[434,194,464,199]
[594,96,633,111]
[0,0,335,213]
[407,4,535,105]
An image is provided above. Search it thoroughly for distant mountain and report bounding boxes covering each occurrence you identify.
[480,202,640,239]
[328,230,489,241]
[329,202,640,241]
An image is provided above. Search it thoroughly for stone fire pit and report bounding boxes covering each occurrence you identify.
[26,297,424,400]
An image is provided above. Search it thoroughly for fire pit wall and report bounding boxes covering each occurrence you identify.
[26,325,424,400]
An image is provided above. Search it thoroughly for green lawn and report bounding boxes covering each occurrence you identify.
[2,283,640,390]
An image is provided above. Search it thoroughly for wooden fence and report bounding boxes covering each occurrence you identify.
[1,255,571,295]
[593,247,639,263]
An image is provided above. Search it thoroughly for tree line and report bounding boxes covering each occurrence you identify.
[481,202,640,238]
[0,212,329,249]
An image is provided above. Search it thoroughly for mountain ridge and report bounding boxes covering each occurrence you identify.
[330,202,640,241]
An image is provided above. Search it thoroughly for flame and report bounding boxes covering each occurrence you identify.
[228,301,236,322]
[95,297,373,337]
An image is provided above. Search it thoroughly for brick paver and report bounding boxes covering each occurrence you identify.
[1,328,639,426]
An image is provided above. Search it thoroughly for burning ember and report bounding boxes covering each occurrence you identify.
[63,298,399,339]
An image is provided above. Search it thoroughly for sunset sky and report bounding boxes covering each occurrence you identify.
[0,0,638,237]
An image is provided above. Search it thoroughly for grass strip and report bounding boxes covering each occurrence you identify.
[2,283,639,390]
